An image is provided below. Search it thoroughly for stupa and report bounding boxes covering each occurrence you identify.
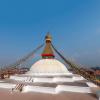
[0,33,99,100]
[27,33,72,76]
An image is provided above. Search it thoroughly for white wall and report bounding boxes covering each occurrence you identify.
[0,83,16,89]
[23,85,56,94]
[56,85,92,93]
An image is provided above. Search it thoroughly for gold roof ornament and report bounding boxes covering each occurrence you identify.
[45,32,52,42]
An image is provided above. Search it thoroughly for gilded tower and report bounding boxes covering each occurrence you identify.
[41,33,55,59]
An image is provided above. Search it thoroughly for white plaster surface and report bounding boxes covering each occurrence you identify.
[56,85,92,93]
[0,83,16,89]
[34,78,53,83]
[10,76,27,81]
[22,85,93,94]
[86,82,98,88]
[23,85,56,94]
[72,76,85,81]
[27,59,70,75]
[10,75,87,83]
[53,77,74,82]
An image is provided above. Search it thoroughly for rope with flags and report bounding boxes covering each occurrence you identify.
[0,44,44,78]
[4,44,44,69]
[51,43,100,86]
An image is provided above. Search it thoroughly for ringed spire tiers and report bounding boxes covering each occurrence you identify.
[41,33,55,59]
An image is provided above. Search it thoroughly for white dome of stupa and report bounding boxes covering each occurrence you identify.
[27,59,72,76]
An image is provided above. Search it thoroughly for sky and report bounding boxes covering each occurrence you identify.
[0,0,100,67]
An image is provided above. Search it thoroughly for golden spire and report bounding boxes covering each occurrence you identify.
[45,32,52,42]
[41,33,55,59]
